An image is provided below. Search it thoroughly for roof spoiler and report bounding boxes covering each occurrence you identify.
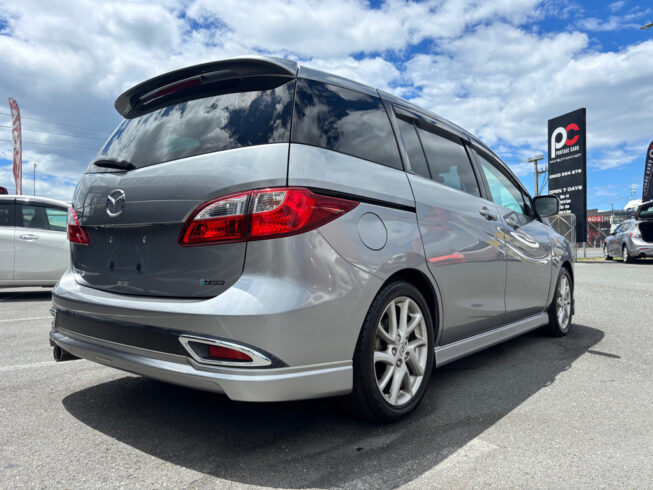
[114,56,299,119]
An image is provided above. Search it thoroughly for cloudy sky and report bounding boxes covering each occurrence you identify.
[0,0,651,211]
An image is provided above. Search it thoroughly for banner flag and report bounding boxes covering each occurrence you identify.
[643,141,653,203]
[8,98,22,195]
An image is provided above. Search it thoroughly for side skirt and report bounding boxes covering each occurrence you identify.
[434,313,549,367]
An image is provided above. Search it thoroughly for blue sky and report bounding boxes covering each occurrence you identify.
[0,0,651,211]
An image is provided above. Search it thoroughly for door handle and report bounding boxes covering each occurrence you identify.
[19,234,39,241]
[479,207,498,221]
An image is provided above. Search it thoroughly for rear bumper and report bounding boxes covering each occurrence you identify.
[50,230,383,401]
[626,239,653,257]
[50,329,352,402]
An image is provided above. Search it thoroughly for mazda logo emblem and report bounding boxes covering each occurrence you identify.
[106,189,126,217]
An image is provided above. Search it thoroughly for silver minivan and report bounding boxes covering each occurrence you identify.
[51,56,574,421]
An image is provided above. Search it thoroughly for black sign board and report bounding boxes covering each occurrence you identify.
[642,140,653,203]
[548,108,587,242]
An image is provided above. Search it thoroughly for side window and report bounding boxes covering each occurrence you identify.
[475,150,527,215]
[19,205,58,231]
[45,207,68,232]
[291,78,402,169]
[416,125,480,196]
[614,224,623,234]
[0,203,13,227]
[394,116,430,178]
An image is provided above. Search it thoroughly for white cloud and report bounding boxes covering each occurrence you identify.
[403,24,653,162]
[609,1,626,12]
[0,0,650,205]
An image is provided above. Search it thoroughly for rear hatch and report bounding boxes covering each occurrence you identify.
[636,201,653,242]
[71,58,297,298]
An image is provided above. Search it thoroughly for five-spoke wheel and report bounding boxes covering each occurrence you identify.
[343,281,434,422]
[374,297,428,406]
[544,268,573,337]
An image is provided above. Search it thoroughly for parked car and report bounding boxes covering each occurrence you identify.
[50,56,574,421]
[603,201,653,262]
[0,195,70,287]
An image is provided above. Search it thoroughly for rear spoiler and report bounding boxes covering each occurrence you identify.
[114,56,299,119]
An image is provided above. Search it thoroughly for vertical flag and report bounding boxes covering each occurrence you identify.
[643,141,653,203]
[8,98,22,195]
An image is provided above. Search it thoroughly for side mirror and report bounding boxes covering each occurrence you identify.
[533,195,559,217]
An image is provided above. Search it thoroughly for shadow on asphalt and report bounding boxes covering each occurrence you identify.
[63,324,603,488]
[0,290,52,302]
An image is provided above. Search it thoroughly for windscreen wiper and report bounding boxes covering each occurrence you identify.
[91,158,136,171]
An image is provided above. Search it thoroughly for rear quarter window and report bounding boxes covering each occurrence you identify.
[291,78,402,169]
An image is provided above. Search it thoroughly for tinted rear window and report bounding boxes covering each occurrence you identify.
[292,78,402,169]
[417,126,480,197]
[395,117,430,179]
[92,78,295,171]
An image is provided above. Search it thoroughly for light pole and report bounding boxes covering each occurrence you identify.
[641,22,653,30]
[33,163,37,196]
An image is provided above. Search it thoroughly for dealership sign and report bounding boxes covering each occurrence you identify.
[643,140,653,203]
[548,108,587,242]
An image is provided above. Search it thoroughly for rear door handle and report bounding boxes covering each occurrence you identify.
[479,207,498,221]
[19,234,39,241]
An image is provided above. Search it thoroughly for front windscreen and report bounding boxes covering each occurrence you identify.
[91,77,296,171]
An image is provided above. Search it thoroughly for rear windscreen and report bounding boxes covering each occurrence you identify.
[91,78,296,171]
[640,203,653,219]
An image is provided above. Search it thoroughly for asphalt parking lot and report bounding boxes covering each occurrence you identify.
[1,261,652,489]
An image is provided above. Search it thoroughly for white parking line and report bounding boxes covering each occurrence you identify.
[0,360,59,372]
[0,316,50,323]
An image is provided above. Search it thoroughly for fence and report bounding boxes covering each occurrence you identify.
[548,213,577,260]
[586,220,610,248]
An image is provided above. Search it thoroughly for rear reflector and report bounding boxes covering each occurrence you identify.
[208,345,252,362]
[67,207,90,245]
[180,187,358,245]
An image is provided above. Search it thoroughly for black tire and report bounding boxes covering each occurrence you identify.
[341,281,435,423]
[544,268,573,337]
[603,244,612,260]
[622,245,634,263]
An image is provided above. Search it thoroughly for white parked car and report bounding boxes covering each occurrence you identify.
[0,195,70,287]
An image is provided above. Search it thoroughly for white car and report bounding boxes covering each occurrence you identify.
[0,195,70,287]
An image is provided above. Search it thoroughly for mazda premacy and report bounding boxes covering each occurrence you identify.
[51,56,574,421]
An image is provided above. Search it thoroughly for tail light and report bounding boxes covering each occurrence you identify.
[629,226,641,238]
[67,207,90,245]
[180,187,358,246]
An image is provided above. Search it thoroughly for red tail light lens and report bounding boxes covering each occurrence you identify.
[67,207,90,245]
[181,192,249,245]
[180,187,358,246]
[208,345,253,362]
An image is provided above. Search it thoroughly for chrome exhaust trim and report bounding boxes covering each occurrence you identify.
[179,335,272,368]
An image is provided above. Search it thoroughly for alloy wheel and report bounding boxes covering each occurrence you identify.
[622,245,629,262]
[556,274,572,331]
[373,296,428,406]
